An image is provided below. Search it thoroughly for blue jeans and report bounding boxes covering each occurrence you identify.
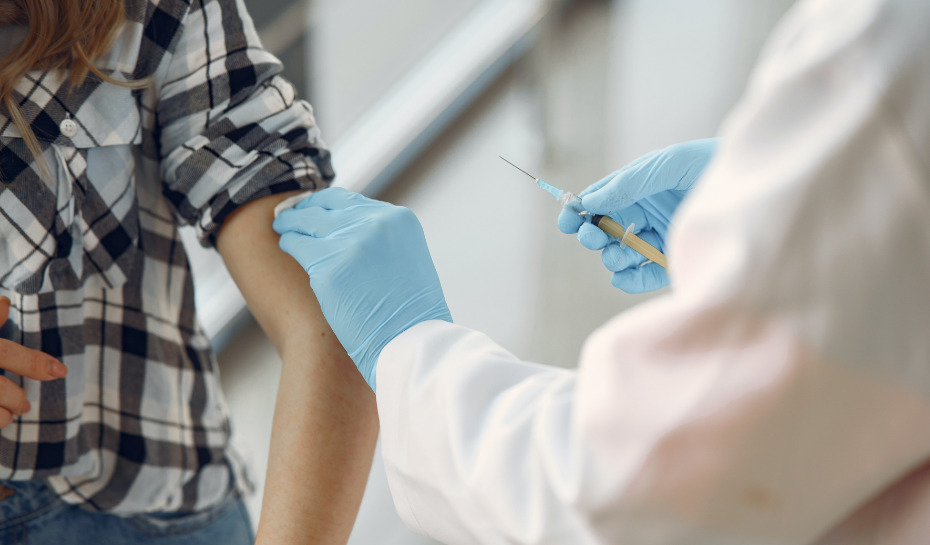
[0,480,253,545]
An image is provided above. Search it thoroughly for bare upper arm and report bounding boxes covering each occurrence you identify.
[215,191,329,354]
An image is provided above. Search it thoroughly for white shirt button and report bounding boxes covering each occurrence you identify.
[59,118,78,138]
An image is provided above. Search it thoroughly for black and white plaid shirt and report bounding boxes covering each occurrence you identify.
[0,0,333,513]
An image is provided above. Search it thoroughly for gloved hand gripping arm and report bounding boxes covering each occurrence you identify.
[273,187,452,392]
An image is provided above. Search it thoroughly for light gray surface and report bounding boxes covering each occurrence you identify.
[216,0,793,542]
[308,0,486,142]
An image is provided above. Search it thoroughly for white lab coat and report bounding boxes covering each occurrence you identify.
[376,0,930,543]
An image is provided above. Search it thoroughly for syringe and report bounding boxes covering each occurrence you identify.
[500,157,668,270]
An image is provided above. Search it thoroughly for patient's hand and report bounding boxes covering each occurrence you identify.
[0,297,69,427]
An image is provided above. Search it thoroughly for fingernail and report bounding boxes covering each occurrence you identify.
[48,360,68,378]
[20,400,30,414]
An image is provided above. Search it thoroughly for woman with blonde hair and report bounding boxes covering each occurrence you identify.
[0,0,378,543]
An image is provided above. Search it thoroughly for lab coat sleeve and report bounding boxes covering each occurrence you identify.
[377,0,930,543]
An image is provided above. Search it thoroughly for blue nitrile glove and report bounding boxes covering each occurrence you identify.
[558,138,718,293]
[273,187,452,392]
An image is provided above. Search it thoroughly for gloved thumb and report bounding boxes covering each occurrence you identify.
[582,138,718,215]
[581,169,645,215]
[579,148,664,214]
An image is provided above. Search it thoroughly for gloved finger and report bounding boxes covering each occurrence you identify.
[278,206,381,241]
[662,138,718,190]
[610,262,669,293]
[557,206,585,234]
[581,147,686,214]
[600,242,645,272]
[583,139,717,215]
[557,197,587,234]
[278,231,333,271]
[582,163,658,214]
[577,221,610,250]
[292,186,376,211]
[273,206,336,237]
[636,190,679,228]
[276,194,388,237]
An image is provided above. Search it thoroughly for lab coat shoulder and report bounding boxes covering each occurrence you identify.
[670,0,930,384]
[745,0,930,174]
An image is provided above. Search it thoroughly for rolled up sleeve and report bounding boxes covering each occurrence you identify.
[156,0,334,246]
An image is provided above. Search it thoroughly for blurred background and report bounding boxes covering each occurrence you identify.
[182,0,795,542]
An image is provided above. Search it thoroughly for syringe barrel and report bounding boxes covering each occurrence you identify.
[590,214,625,239]
[590,215,668,269]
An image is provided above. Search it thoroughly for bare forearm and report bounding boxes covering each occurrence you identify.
[262,323,378,543]
[217,191,379,544]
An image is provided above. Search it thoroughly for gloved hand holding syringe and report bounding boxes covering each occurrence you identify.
[500,156,668,269]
